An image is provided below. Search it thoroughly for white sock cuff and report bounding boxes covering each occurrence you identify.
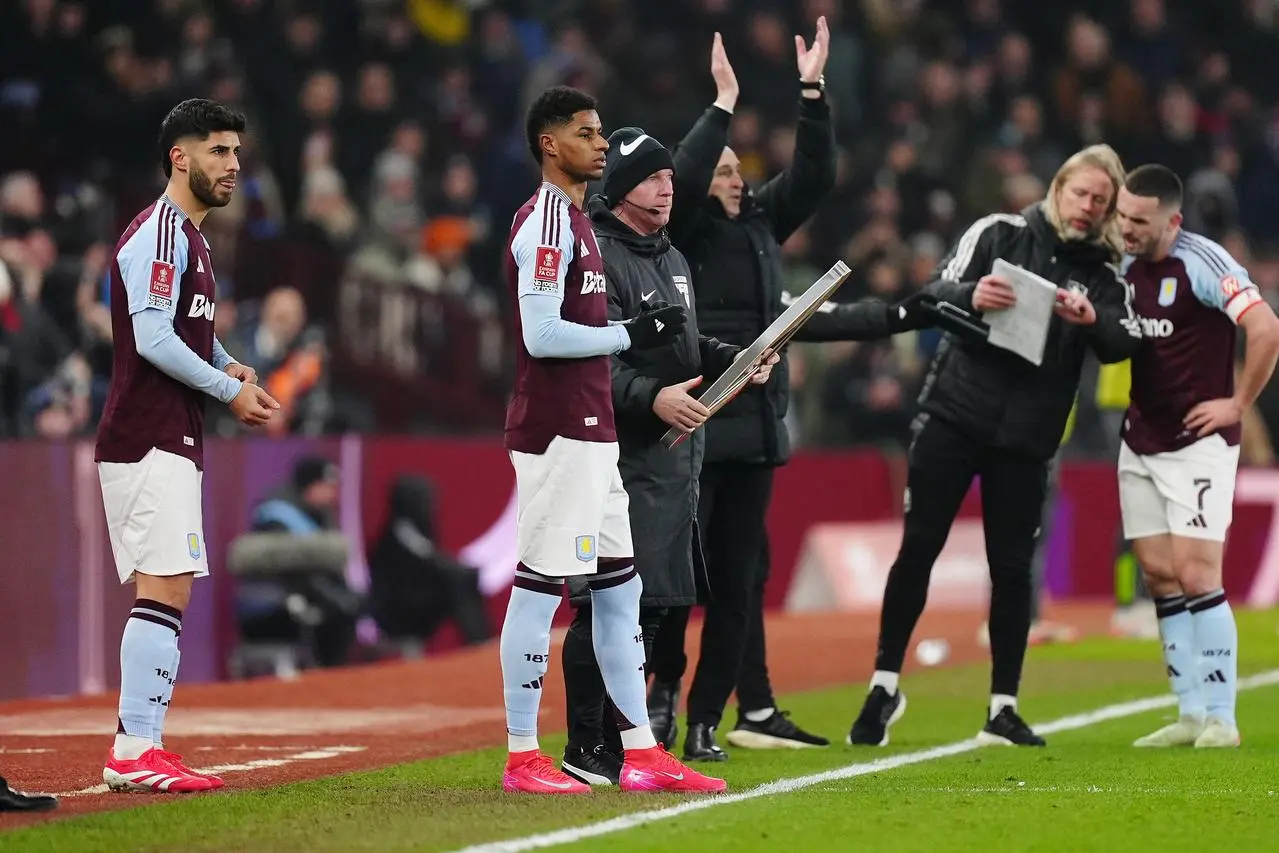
[620,727,658,750]
[870,670,900,695]
[1187,589,1227,613]
[990,694,1017,718]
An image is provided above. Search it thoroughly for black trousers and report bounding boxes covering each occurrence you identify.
[876,415,1050,697]
[650,520,777,722]
[648,462,774,729]
[737,530,775,712]
[562,601,667,749]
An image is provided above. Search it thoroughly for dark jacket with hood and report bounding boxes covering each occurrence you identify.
[569,196,739,608]
[915,202,1143,459]
[668,98,901,466]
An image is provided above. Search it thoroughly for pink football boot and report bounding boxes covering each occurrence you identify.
[619,745,728,793]
[503,750,591,794]
[103,747,216,793]
[155,750,225,789]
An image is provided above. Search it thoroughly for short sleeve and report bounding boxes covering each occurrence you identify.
[117,205,189,318]
[1178,235,1262,324]
[512,188,576,301]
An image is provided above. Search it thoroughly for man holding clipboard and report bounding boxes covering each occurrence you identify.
[846,145,1143,749]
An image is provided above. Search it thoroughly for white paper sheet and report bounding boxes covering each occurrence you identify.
[984,258,1058,366]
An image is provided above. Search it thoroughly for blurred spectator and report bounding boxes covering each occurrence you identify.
[236,456,362,669]
[1052,16,1148,147]
[0,238,83,438]
[220,286,330,436]
[366,474,492,649]
[819,261,926,449]
[299,166,361,249]
[1119,0,1184,91]
[339,61,400,203]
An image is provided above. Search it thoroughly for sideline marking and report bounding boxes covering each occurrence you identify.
[449,670,1279,853]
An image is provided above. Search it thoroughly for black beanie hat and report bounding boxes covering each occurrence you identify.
[602,127,674,208]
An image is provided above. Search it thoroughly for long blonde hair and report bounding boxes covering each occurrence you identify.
[1041,143,1126,261]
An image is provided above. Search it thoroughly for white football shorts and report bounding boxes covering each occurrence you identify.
[509,436,633,577]
[98,447,208,584]
[1118,434,1239,543]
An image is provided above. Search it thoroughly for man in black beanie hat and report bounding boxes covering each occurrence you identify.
[558,126,778,786]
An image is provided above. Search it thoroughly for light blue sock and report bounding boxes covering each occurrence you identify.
[1154,595,1203,718]
[499,576,563,750]
[115,599,182,758]
[153,648,180,747]
[1188,589,1237,727]
[589,570,656,750]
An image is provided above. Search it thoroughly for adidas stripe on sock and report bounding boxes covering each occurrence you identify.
[115,599,182,760]
[1187,589,1237,727]
[500,565,564,753]
[1154,594,1204,719]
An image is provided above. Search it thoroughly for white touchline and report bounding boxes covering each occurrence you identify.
[447,669,1279,853]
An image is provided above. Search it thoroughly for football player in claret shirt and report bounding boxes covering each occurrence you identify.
[1116,163,1279,749]
[498,85,725,794]
[96,99,278,793]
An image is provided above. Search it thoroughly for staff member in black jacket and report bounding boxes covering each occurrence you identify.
[848,144,1143,749]
[557,127,778,786]
[649,22,941,761]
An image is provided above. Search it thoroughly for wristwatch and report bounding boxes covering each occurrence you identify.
[800,75,825,93]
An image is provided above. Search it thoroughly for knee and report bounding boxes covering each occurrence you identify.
[136,574,194,612]
[895,529,948,568]
[989,564,1032,601]
[1174,553,1222,598]
[1138,554,1181,598]
[1142,570,1182,598]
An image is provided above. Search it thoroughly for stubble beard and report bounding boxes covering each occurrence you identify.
[189,164,231,208]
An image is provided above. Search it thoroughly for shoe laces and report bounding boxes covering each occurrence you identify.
[766,710,805,737]
[519,752,564,778]
[587,744,622,766]
[155,750,196,773]
[629,744,675,768]
[651,746,698,776]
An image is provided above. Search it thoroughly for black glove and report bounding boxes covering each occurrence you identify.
[621,299,687,349]
[885,290,940,333]
[928,300,990,342]
[892,293,991,342]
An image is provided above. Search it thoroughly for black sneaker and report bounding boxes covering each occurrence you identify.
[647,680,680,750]
[682,723,728,762]
[0,776,58,812]
[726,709,830,749]
[847,686,907,746]
[977,706,1046,747]
[561,742,623,786]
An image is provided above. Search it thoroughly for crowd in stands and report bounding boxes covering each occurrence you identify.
[3,0,1279,458]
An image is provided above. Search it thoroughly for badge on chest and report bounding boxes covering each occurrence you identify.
[1158,277,1177,307]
